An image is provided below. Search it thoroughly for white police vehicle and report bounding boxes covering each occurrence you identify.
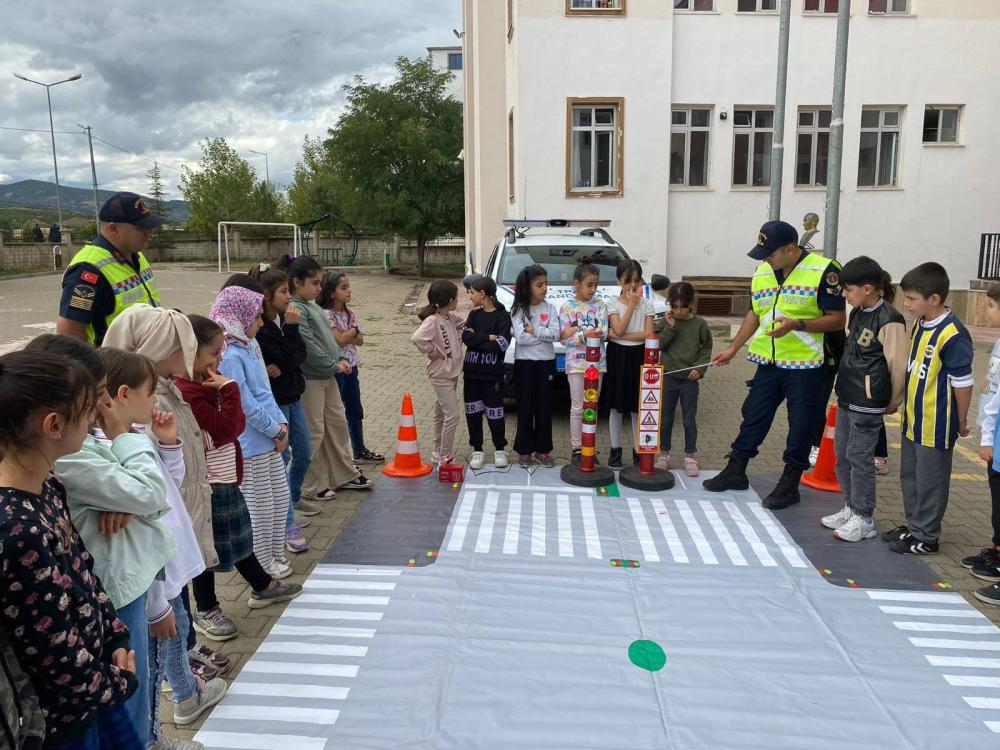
[468,219,669,391]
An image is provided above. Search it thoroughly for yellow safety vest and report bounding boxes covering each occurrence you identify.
[68,244,160,344]
[747,251,835,369]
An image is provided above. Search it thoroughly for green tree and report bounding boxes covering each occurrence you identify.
[287,135,341,224]
[325,56,464,275]
[145,161,174,257]
[180,138,260,235]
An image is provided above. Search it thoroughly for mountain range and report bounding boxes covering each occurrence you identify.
[0,179,189,222]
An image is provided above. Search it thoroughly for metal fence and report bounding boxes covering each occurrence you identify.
[978,233,1000,280]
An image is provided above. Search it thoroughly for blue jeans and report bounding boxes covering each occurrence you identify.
[336,369,366,456]
[148,596,198,743]
[46,702,143,750]
[279,401,311,527]
[114,593,149,745]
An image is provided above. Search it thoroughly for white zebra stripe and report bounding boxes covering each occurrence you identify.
[475,490,499,554]
[557,494,573,557]
[925,655,1000,669]
[446,490,477,551]
[256,641,368,658]
[722,501,777,567]
[242,660,359,678]
[944,675,1000,688]
[866,591,965,603]
[295,593,391,606]
[307,579,395,591]
[270,625,375,638]
[910,638,1000,652]
[698,500,745,566]
[880,606,985,619]
[963,697,1000,710]
[531,492,546,556]
[579,494,602,559]
[228,682,350,700]
[196,732,327,750]
[745,503,808,568]
[503,492,522,555]
[673,498,717,565]
[650,499,689,563]
[893,621,998,635]
[627,497,659,562]
[283,608,383,622]
[210,704,341,725]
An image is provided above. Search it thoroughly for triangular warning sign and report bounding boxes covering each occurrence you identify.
[641,411,657,426]
[642,390,659,406]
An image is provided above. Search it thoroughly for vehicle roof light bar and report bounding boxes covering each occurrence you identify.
[502,219,611,228]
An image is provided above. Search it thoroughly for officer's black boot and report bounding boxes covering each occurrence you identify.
[762,465,802,510]
[702,455,750,492]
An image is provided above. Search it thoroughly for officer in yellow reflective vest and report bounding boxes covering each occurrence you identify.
[704,220,846,509]
[56,192,163,346]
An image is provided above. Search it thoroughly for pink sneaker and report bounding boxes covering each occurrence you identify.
[684,456,700,477]
[654,453,671,470]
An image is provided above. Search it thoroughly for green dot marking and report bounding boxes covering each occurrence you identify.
[628,640,666,672]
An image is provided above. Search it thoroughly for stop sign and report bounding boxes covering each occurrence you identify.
[643,367,660,386]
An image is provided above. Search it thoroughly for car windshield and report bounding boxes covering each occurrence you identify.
[498,245,627,286]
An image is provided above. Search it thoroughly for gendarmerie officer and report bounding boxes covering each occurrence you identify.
[704,220,846,509]
[56,192,163,346]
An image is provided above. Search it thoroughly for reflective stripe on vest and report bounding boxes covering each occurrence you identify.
[68,244,161,344]
[747,252,832,369]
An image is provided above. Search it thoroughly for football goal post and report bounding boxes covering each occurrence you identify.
[217,221,304,273]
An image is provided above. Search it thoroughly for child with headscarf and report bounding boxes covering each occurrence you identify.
[209,286,295,580]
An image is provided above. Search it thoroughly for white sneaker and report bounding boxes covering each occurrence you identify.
[821,504,852,530]
[833,512,877,542]
[431,451,442,464]
[470,451,485,470]
[654,453,671,470]
[267,561,292,580]
[808,446,820,467]
[494,450,509,468]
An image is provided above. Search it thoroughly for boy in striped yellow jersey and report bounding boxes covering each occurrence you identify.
[882,263,974,555]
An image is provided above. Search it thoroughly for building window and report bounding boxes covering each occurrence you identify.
[869,0,908,12]
[795,108,831,186]
[508,109,516,202]
[732,108,774,187]
[804,0,839,12]
[567,0,626,14]
[737,0,776,11]
[674,0,714,10]
[670,108,711,187]
[567,98,624,196]
[447,52,462,71]
[858,108,901,187]
[923,106,960,144]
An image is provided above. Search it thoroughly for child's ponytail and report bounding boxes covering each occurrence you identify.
[879,270,895,304]
[840,256,894,304]
[418,280,459,320]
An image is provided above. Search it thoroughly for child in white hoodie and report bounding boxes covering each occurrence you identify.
[411,280,464,464]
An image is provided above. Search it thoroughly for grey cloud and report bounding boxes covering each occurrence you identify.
[0,0,461,198]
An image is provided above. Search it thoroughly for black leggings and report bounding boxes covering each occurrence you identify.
[191,554,271,612]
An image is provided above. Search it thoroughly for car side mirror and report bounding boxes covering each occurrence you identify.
[650,274,671,291]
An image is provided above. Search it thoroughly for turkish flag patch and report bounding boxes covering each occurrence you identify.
[80,271,99,284]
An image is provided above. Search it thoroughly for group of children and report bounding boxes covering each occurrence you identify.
[410,259,712,474]
[0,256,380,749]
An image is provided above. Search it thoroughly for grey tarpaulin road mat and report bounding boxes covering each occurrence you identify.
[196,468,1000,749]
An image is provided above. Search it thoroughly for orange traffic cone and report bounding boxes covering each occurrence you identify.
[383,393,433,478]
[801,403,841,492]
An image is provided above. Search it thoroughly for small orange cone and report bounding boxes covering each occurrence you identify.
[801,403,841,492]
[383,393,433,478]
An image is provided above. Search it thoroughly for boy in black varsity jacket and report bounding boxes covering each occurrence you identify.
[821,257,908,543]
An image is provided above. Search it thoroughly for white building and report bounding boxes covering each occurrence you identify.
[427,45,465,102]
[461,0,1000,305]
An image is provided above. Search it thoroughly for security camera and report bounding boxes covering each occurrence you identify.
[720,106,728,121]
[453,28,464,38]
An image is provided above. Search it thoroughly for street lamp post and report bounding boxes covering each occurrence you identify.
[248,149,270,186]
[13,72,83,232]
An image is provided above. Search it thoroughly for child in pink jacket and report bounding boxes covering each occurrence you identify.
[410,280,464,464]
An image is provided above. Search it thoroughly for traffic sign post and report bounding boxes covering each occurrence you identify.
[620,339,675,491]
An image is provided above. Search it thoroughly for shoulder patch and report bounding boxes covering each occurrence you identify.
[826,271,840,287]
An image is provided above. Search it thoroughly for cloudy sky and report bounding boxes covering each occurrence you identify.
[0,0,462,201]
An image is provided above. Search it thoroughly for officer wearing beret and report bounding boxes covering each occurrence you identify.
[704,220,846,509]
[56,192,163,346]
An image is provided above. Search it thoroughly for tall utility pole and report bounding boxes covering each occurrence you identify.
[823,0,852,259]
[12,72,83,230]
[78,124,100,228]
[768,0,792,220]
[248,149,270,186]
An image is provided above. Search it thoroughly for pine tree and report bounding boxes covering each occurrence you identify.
[145,161,174,256]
